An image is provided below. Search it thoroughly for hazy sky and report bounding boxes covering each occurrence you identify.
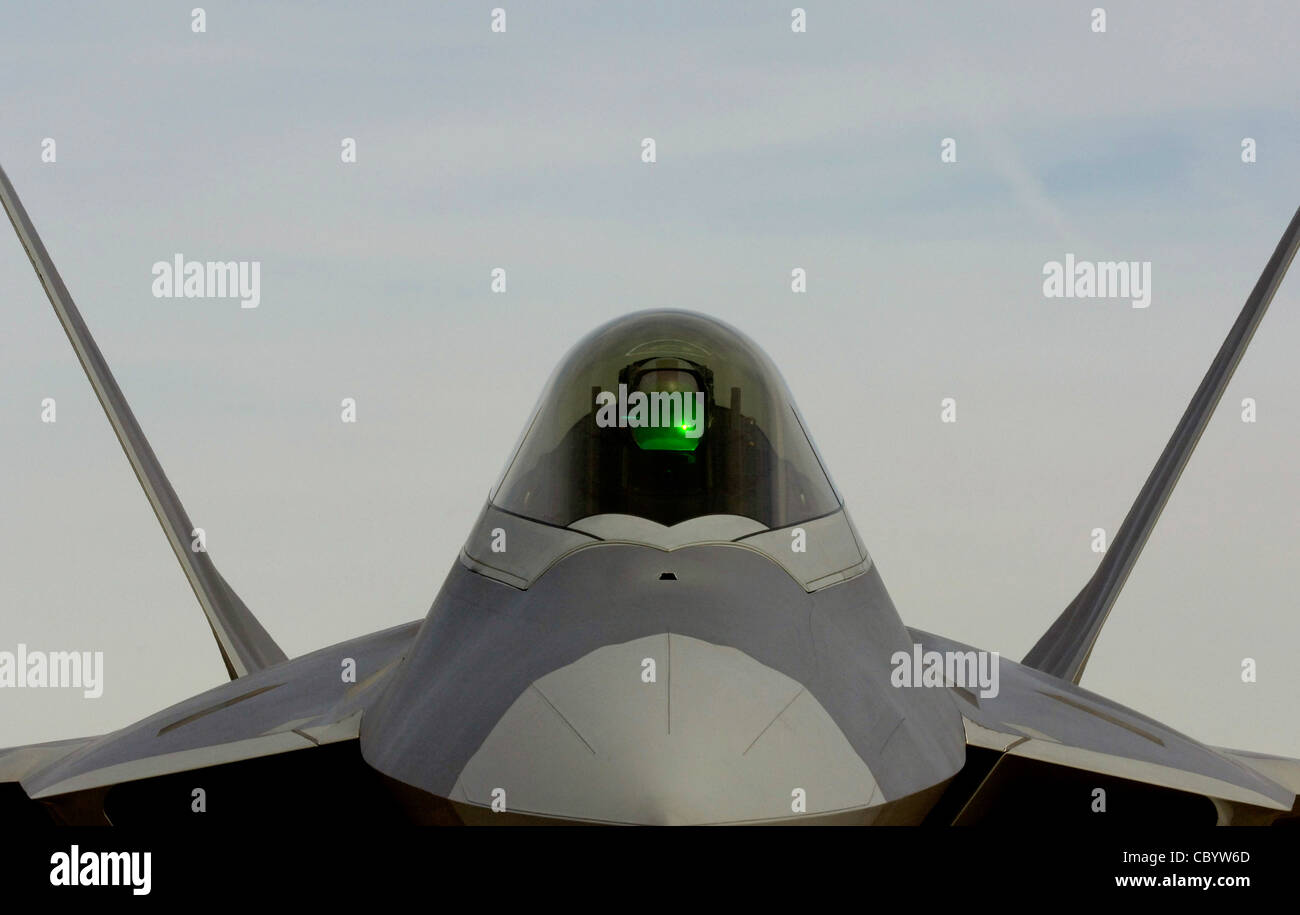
[2,2,1299,760]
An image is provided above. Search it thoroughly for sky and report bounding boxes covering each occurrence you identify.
[2,1,1299,761]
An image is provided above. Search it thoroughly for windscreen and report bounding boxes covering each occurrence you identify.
[492,310,840,529]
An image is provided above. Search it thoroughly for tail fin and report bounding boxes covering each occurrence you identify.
[0,163,285,679]
[1024,205,1300,683]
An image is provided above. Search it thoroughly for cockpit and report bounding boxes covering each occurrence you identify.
[491,310,841,529]
[465,310,870,592]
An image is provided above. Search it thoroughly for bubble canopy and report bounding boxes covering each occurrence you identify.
[492,310,841,529]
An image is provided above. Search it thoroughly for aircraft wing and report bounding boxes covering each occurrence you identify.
[1216,748,1300,796]
[909,628,1298,824]
[0,736,99,785]
[0,621,418,824]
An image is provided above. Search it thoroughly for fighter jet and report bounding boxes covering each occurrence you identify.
[2,162,1298,825]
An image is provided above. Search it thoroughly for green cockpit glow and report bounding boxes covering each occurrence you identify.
[632,417,701,452]
[629,366,704,452]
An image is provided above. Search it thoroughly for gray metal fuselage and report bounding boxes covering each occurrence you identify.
[360,528,966,824]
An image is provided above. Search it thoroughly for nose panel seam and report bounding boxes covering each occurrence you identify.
[742,688,806,756]
[531,685,597,756]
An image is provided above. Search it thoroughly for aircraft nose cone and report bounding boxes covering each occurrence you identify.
[447,634,883,824]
